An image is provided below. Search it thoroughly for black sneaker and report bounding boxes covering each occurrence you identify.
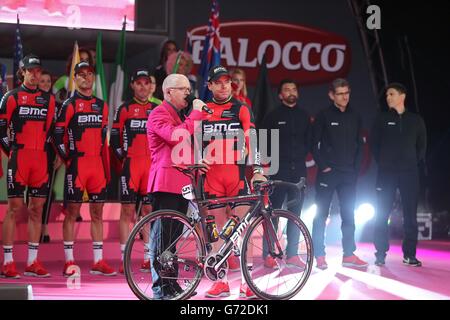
[403,257,422,267]
[168,280,197,299]
[375,256,385,266]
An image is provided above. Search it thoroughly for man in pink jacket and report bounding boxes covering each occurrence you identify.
[146,73,205,299]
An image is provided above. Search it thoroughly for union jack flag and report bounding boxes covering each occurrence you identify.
[13,14,23,88]
[198,0,221,101]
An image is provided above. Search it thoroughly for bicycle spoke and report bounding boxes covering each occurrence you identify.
[124,210,204,300]
[240,210,313,300]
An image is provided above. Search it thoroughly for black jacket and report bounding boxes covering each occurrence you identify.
[370,109,427,171]
[312,104,363,173]
[261,103,311,178]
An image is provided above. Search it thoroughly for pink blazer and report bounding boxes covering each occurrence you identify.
[147,100,202,194]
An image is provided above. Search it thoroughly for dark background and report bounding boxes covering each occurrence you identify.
[374,1,450,217]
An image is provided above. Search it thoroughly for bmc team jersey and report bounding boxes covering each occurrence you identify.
[0,85,56,198]
[111,98,157,204]
[202,97,258,198]
[53,91,109,203]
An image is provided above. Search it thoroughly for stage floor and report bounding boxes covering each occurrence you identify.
[1,240,449,300]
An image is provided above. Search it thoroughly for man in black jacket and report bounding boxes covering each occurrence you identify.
[371,83,427,267]
[311,78,368,270]
[261,79,311,269]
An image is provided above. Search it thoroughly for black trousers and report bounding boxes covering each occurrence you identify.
[262,166,306,258]
[312,170,357,257]
[151,192,189,294]
[373,169,419,258]
[263,181,305,258]
[153,192,189,249]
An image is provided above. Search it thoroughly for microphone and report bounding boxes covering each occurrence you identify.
[185,93,213,114]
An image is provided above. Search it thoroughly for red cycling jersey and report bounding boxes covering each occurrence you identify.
[202,97,258,166]
[52,91,109,202]
[111,98,156,204]
[0,85,56,197]
[53,91,108,159]
[201,97,259,198]
[0,85,55,154]
[111,98,157,159]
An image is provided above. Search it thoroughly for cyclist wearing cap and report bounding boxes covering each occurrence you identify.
[53,61,115,277]
[0,54,56,278]
[110,69,156,273]
[202,65,266,299]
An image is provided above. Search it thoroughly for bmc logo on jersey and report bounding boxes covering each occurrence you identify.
[130,119,147,129]
[19,106,47,116]
[203,122,240,134]
[78,114,102,123]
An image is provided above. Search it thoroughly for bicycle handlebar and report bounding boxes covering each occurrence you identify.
[253,177,306,192]
[172,164,208,175]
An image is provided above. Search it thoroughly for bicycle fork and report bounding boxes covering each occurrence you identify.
[262,208,285,259]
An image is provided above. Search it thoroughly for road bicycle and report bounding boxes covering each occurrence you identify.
[124,164,313,300]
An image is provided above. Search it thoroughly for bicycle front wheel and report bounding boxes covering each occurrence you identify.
[123,209,205,300]
[240,209,313,300]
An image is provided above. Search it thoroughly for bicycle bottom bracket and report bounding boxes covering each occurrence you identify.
[204,253,228,281]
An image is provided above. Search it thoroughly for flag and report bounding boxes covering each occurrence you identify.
[185,31,193,54]
[252,54,275,128]
[13,14,23,88]
[109,17,127,114]
[171,51,182,74]
[68,41,80,97]
[107,17,127,183]
[198,0,221,101]
[95,32,108,101]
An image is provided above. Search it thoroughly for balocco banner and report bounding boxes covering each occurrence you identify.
[188,21,352,86]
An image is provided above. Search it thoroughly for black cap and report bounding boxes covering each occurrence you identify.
[131,68,151,82]
[19,54,42,69]
[74,61,95,74]
[207,65,230,82]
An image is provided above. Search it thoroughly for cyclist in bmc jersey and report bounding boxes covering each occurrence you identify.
[53,61,115,277]
[111,69,157,273]
[0,54,56,278]
[202,65,266,299]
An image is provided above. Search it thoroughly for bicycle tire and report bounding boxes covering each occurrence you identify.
[123,209,205,300]
[240,209,313,300]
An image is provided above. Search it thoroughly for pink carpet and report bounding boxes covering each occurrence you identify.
[1,240,449,300]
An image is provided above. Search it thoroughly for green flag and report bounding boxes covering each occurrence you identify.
[95,32,108,101]
[172,51,182,74]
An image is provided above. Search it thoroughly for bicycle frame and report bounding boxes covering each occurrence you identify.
[189,189,283,274]
[176,165,304,276]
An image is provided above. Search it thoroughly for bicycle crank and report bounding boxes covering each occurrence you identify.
[204,253,228,281]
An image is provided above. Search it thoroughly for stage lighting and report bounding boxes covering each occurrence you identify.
[355,203,375,225]
[303,204,317,223]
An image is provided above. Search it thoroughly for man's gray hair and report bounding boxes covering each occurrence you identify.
[162,74,189,99]
[329,78,350,93]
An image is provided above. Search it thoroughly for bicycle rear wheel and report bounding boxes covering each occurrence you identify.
[240,209,313,300]
[123,209,205,300]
